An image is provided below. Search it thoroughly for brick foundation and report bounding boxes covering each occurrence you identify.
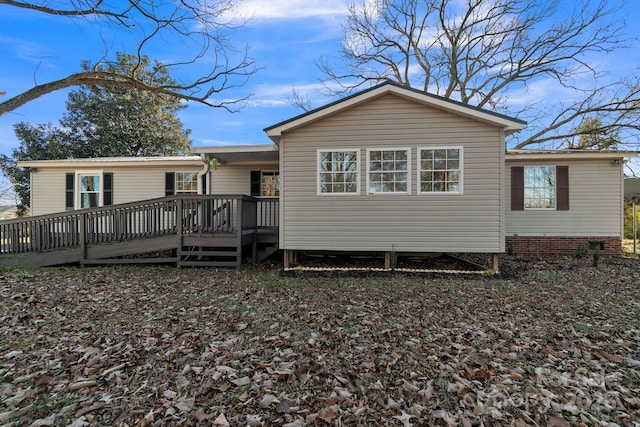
[505,236,622,256]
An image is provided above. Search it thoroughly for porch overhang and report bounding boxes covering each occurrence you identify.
[192,144,279,164]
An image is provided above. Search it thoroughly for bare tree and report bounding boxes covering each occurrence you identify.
[0,0,258,115]
[316,0,640,149]
[0,175,16,206]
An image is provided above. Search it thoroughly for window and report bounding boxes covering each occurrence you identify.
[78,173,101,208]
[67,171,113,210]
[511,166,569,211]
[175,172,198,194]
[418,148,462,193]
[524,166,556,209]
[251,171,280,196]
[261,172,279,196]
[367,149,410,194]
[318,149,360,194]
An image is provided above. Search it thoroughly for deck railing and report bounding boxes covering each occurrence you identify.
[0,195,278,255]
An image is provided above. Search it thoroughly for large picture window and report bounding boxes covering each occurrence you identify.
[367,149,409,194]
[318,149,360,194]
[418,148,462,194]
[175,172,198,194]
[524,166,556,209]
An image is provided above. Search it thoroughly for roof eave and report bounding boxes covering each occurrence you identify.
[506,150,639,161]
[17,156,205,168]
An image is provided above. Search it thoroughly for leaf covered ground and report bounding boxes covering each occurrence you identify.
[1,255,639,426]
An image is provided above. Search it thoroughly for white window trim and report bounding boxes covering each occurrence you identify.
[417,146,464,195]
[524,165,556,210]
[317,149,361,196]
[175,171,199,195]
[75,170,103,209]
[366,148,411,195]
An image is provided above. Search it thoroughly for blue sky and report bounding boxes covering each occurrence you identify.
[1,0,639,159]
[0,0,350,154]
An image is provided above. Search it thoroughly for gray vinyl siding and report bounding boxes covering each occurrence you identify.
[209,163,279,195]
[280,93,505,253]
[29,165,202,216]
[210,163,280,227]
[506,159,624,237]
[30,169,63,216]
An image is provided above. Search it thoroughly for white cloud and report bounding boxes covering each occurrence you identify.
[230,0,348,20]
[505,78,580,108]
[0,36,47,65]
[246,81,344,109]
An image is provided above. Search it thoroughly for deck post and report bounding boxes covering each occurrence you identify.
[384,252,391,270]
[176,198,183,268]
[79,213,87,266]
[491,253,500,274]
[235,197,243,270]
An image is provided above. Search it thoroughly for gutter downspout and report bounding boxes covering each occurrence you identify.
[197,154,210,194]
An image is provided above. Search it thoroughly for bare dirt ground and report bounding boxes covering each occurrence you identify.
[1,255,639,426]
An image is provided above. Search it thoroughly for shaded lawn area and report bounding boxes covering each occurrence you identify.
[0,256,639,426]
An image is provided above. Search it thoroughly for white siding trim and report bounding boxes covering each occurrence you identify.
[417,146,464,195]
[499,129,506,252]
[365,147,411,195]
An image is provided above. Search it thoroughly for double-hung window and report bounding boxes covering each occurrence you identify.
[78,172,102,208]
[367,149,410,194]
[524,166,556,209]
[510,165,569,211]
[418,147,463,194]
[318,149,360,194]
[66,171,112,210]
[175,172,198,194]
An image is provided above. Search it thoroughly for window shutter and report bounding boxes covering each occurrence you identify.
[65,173,74,210]
[556,166,569,210]
[250,171,261,196]
[103,173,113,205]
[511,167,524,211]
[201,173,207,194]
[165,172,175,196]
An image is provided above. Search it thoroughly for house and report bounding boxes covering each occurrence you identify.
[19,156,206,215]
[4,82,637,270]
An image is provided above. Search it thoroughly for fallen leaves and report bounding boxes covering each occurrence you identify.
[0,256,638,425]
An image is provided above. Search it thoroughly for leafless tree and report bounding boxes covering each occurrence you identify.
[0,0,258,115]
[0,176,16,205]
[316,0,640,149]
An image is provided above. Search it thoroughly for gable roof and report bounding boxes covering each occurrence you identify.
[265,81,526,143]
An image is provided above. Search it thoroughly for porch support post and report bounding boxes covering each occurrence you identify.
[384,252,391,270]
[176,198,183,268]
[79,213,87,267]
[491,253,500,274]
[284,249,296,269]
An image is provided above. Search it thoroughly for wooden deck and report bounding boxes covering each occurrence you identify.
[0,195,279,269]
